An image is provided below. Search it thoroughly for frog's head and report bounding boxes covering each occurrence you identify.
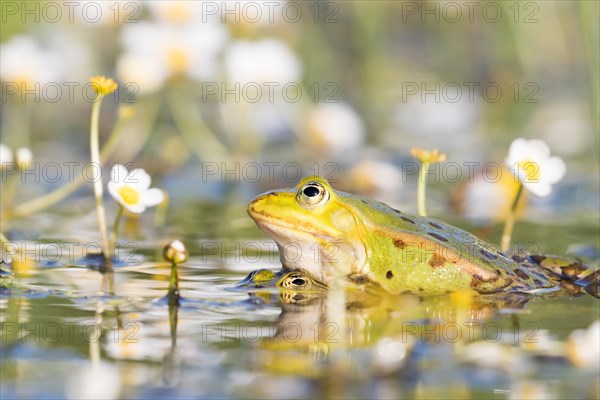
[248,176,367,284]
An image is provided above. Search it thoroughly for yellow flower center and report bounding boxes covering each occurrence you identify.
[89,76,118,96]
[117,185,140,206]
[167,49,189,75]
[518,160,540,182]
[410,148,447,164]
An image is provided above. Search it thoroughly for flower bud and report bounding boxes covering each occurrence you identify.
[163,240,188,264]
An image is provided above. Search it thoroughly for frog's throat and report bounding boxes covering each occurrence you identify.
[251,215,367,284]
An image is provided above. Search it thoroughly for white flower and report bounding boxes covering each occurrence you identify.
[505,138,566,197]
[117,21,229,94]
[0,31,91,86]
[15,147,33,169]
[0,35,61,85]
[0,144,13,169]
[108,164,164,213]
[224,38,302,85]
[306,102,365,153]
[146,1,206,24]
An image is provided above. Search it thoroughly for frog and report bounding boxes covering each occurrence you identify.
[247,176,597,295]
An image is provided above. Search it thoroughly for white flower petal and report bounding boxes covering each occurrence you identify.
[111,164,128,185]
[140,188,164,207]
[527,139,551,158]
[542,156,566,184]
[524,182,551,197]
[122,202,146,214]
[125,168,151,191]
[107,181,121,202]
[505,138,528,166]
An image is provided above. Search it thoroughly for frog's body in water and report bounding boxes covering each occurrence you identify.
[247,176,563,294]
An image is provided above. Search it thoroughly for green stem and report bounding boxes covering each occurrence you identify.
[0,232,9,261]
[500,183,524,253]
[109,205,124,259]
[166,83,231,163]
[8,110,128,219]
[417,162,430,217]
[90,95,110,266]
[1,172,19,215]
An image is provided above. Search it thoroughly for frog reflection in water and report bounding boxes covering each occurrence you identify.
[246,176,597,296]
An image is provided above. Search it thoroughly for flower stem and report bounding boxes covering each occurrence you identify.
[500,183,524,253]
[417,162,430,217]
[8,112,128,219]
[109,205,124,260]
[0,232,9,261]
[90,94,110,267]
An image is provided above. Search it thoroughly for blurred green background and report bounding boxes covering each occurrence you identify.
[1,0,598,225]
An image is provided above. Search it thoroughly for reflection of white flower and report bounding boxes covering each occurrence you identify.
[505,138,566,197]
[66,362,121,400]
[306,102,365,153]
[0,144,13,169]
[117,21,229,94]
[224,39,301,85]
[108,164,164,214]
[567,320,599,370]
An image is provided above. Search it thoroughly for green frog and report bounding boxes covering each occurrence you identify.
[247,176,595,295]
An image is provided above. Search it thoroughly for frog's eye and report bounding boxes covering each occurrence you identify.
[281,273,311,290]
[297,182,329,208]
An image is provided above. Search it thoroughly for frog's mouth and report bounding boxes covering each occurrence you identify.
[250,214,366,284]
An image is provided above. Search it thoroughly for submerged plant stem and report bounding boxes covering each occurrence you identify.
[90,95,110,266]
[500,183,524,253]
[109,205,124,259]
[417,162,430,217]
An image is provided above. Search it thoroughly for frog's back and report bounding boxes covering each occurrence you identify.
[339,192,554,294]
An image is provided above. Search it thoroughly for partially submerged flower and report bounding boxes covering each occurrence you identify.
[505,138,566,197]
[410,148,447,164]
[89,76,118,96]
[108,164,164,214]
[163,240,189,264]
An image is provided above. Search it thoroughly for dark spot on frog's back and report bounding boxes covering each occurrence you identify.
[480,248,498,260]
[400,216,415,224]
[514,268,529,280]
[429,254,446,268]
[386,270,393,279]
[269,192,279,196]
[428,222,443,230]
[427,232,448,242]
[393,238,406,249]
